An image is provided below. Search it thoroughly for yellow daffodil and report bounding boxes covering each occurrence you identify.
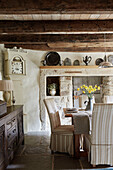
[98,86,100,90]
[89,85,92,89]
[91,88,94,92]
[95,85,97,88]
[77,84,100,98]
[94,88,96,91]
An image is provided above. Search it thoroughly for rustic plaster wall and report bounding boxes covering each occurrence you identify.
[0,45,5,77]
[1,48,113,132]
[102,76,113,96]
[0,45,5,99]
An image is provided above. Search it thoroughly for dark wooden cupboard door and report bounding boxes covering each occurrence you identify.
[17,111,24,144]
[0,125,5,170]
[0,105,24,169]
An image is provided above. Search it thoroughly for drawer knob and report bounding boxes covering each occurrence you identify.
[8,133,11,138]
[8,147,12,151]
[13,129,16,133]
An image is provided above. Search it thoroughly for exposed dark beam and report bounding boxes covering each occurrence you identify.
[0,34,113,43]
[2,33,113,52]
[0,20,113,33]
[0,0,113,14]
[4,44,113,52]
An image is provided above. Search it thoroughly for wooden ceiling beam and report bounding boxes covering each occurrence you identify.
[4,44,113,52]
[0,34,113,43]
[0,20,113,33]
[0,0,113,14]
[2,33,113,52]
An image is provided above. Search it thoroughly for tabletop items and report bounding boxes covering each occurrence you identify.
[65,108,78,113]
[41,52,113,66]
[108,55,113,65]
[64,58,72,66]
[45,51,61,66]
[73,59,80,66]
[95,58,104,65]
[83,56,92,66]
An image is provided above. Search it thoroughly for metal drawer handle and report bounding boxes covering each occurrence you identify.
[8,147,12,151]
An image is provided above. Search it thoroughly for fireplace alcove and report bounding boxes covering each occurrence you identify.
[40,66,113,130]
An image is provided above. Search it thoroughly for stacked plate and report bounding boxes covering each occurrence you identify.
[65,108,78,113]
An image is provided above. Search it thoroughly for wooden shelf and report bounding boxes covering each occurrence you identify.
[40,65,98,69]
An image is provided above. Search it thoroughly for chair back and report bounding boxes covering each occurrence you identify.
[44,98,61,131]
[91,103,113,145]
[103,95,113,103]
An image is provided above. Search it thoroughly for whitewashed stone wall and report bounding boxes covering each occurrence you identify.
[102,76,113,97]
[40,67,113,130]
[0,45,5,77]
[40,72,72,130]
[1,48,113,132]
[0,45,5,99]
[60,76,72,108]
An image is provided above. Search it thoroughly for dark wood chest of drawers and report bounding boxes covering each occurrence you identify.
[0,105,24,170]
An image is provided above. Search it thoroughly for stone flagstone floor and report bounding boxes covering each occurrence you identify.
[6,131,111,170]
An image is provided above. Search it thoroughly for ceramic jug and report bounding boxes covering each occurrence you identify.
[83,56,92,65]
[41,60,46,66]
[64,58,71,66]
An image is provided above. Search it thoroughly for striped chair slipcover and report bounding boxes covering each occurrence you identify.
[85,103,113,166]
[44,98,74,155]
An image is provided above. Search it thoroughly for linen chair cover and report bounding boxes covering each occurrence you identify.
[85,103,113,166]
[44,98,74,155]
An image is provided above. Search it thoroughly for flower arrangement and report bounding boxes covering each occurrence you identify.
[48,83,57,90]
[48,83,57,96]
[77,85,100,99]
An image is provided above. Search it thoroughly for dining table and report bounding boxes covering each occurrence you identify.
[63,108,92,158]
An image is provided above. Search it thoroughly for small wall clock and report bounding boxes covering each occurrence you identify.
[11,56,24,74]
[4,51,26,77]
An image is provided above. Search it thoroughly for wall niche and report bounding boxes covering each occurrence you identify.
[46,76,60,96]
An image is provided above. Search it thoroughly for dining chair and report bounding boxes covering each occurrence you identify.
[44,98,74,155]
[85,103,113,167]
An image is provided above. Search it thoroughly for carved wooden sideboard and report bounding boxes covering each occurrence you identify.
[0,105,24,170]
